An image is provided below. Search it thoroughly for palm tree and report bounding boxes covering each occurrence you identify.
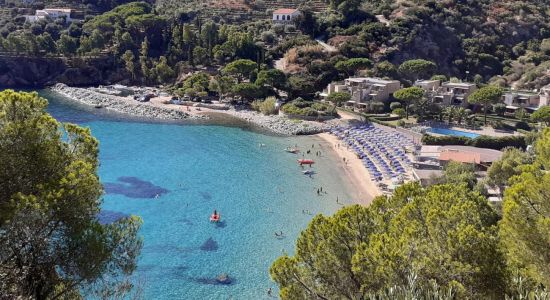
[454,107,468,125]
[443,106,455,124]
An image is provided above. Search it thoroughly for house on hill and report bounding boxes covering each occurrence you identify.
[272,8,300,24]
[25,8,75,23]
[321,77,401,109]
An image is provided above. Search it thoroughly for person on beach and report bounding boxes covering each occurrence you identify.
[317,189,320,195]
[336,196,339,204]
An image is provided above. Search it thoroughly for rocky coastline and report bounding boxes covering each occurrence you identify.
[49,84,331,135]
[226,109,330,135]
[51,83,201,120]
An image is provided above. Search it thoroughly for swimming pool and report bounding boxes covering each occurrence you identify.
[427,127,480,138]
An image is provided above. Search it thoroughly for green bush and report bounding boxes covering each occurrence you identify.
[393,108,406,119]
[422,135,470,146]
[469,135,526,149]
[422,134,527,150]
[390,102,402,110]
[373,115,400,121]
[281,100,333,117]
[368,117,397,128]
[252,97,278,115]
[515,121,531,130]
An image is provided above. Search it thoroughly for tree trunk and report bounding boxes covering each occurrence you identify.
[484,105,488,126]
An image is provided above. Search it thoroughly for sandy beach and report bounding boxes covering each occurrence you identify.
[49,84,379,206]
[316,132,380,205]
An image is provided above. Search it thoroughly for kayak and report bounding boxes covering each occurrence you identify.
[285,147,299,154]
[298,159,315,165]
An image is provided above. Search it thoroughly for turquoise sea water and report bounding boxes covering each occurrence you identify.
[39,91,355,299]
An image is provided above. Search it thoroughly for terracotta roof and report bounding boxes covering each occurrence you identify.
[439,150,481,164]
[273,8,298,14]
[439,146,503,163]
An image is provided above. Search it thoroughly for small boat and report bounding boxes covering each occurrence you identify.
[302,169,315,175]
[284,147,300,154]
[298,159,315,165]
[210,210,220,223]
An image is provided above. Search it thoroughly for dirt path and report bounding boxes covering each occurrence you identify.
[274,57,287,72]
[315,39,337,53]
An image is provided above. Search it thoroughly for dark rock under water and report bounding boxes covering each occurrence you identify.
[194,273,233,285]
[104,176,169,198]
[200,237,219,251]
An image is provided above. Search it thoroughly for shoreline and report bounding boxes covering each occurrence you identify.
[316,132,380,205]
[49,84,378,206]
[50,84,331,136]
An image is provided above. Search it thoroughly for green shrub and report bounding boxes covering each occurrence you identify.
[515,121,531,130]
[251,100,262,112]
[253,97,277,115]
[393,108,406,118]
[369,101,385,113]
[390,102,402,110]
[422,134,470,146]
[422,134,527,150]
[373,115,400,121]
[469,135,526,149]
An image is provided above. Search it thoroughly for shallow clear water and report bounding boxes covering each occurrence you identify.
[428,127,480,138]
[38,91,355,299]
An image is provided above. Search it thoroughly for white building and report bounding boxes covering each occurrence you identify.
[539,84,550,107]
[502,91,540,112]
[272,9,301,24]
[432,82,477,107]
[414,79,441,92]
[25,8,73,23]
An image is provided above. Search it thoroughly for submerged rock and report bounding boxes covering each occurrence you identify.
[216,273,232,285]
[104,176,169,198]
[199,237,219,251]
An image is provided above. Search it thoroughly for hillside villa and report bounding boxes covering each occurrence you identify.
[272,9,301,24]
[540,84,550,106]
[415,80,477,107]
[25,8,75,23]
[321,77,401,109]
[500,84,550,113]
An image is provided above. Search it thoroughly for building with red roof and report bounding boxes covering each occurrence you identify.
[272,8,301,24]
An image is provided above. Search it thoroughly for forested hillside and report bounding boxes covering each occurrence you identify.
[0,0,547,89]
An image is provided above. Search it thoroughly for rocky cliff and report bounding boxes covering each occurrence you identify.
[0,56,125,88]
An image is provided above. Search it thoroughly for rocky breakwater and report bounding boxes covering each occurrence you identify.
[51,84,204,120]
[229,109,330,135]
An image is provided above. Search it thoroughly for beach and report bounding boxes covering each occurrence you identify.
[316,132,380,205]
[49,83,380,206]
[50,84,331,136]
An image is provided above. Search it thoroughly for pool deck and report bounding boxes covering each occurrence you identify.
[426,122,521,138]
[447,126,521,137]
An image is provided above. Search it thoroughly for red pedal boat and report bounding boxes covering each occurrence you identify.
[210,210,220,222]
[298,159,315,165]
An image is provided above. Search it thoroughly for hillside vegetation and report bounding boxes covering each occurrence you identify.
[0,0,547,90]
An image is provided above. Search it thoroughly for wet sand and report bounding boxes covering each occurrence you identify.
[315,132,380,205]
